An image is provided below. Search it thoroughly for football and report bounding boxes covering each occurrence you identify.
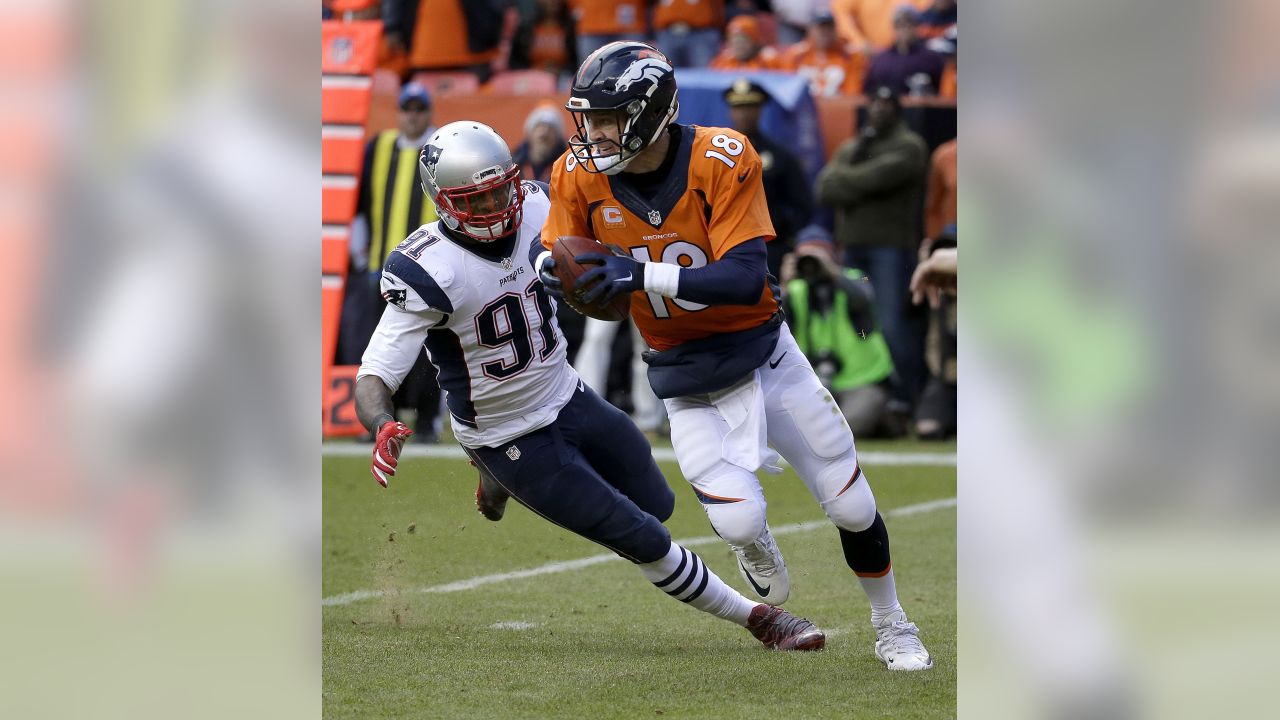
[551,235,633,322]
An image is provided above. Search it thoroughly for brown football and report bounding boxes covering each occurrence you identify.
[551,235,633,322]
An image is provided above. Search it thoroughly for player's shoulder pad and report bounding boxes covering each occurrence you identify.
[522,179,550,197]
[691,125,761,183]
[381,243,455,315]
[520,181,552,230]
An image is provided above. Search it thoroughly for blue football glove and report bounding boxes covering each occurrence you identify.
[535,251,564,299]
[576,252,643,305]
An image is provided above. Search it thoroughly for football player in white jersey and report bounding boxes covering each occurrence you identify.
[354,121,826,651]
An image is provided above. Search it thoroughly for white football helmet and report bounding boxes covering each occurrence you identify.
[418,121,524,241]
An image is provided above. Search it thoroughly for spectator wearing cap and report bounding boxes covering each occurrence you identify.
[862,5,946,96]
[782,12,868,97]
[830,0,930,54]
[512,104,568,184]
[653,0,723,68]
[815,86,928,411]
[335,81,442,441]
[709,15,785,71]
[780,227,899,436]
[723,78,812,276]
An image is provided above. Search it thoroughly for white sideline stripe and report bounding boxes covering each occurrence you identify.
[489,621,538,630]
[322,497,956,607]
[321,442,955,467]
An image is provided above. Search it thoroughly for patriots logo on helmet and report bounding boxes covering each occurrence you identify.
[613,58,671,94]
[423,144,443,175]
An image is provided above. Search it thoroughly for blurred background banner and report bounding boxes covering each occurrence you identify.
[962,1,1280,719]
[1,0,319,717]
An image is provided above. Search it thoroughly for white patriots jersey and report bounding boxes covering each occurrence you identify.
[357,183,578,448]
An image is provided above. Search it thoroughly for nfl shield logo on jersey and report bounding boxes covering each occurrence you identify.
[328,36,353,65]
[647,209,662,226]
[505,445,521,461]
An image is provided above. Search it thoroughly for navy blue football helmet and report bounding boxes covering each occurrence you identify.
[565,41,680,174]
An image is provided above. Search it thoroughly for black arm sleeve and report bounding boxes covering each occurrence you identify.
[675,238,768,306]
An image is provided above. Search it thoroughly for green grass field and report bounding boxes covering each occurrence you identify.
[323,446,955,719]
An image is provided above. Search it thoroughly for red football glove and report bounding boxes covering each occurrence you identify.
[371,420,413,487]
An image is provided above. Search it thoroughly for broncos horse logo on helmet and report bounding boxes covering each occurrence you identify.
[565,41,680,175]
[613,57,671,93]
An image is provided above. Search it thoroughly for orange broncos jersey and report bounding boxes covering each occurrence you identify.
[543,125,779,352]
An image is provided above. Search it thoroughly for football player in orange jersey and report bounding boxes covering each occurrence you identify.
[532,41,934,671]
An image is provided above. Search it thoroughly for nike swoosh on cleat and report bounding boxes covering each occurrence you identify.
[741,562,771,596]
[768,351,788,369]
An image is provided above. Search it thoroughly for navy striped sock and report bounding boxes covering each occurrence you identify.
[639,542,755,625]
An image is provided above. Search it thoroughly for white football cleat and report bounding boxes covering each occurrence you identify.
[874,610,934,671]
[731,526,790,604]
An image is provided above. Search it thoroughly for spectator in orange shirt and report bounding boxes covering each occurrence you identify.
[782,12,868,97]
[571,1,647,64]
[924,138,957,241]
[709,15,785,71]
[830,0,929,54]
[512,0,579,79]
[653,0,723,68]
[384,0,508,78]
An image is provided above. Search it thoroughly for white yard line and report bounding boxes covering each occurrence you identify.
[322,497,956,607]
[322,442,956,467]
[488,621,538,630]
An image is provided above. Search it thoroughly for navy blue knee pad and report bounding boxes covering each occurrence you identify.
[839,512,892,576]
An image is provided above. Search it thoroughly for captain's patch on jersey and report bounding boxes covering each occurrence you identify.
[602,206,626,228]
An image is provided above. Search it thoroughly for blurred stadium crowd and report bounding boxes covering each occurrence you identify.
[322,0,958,444]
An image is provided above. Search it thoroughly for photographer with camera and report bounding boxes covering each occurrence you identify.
[780,227,901,437]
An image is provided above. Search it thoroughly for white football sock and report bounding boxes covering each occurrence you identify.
[859,567,904,624]
[639,542,756,626]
